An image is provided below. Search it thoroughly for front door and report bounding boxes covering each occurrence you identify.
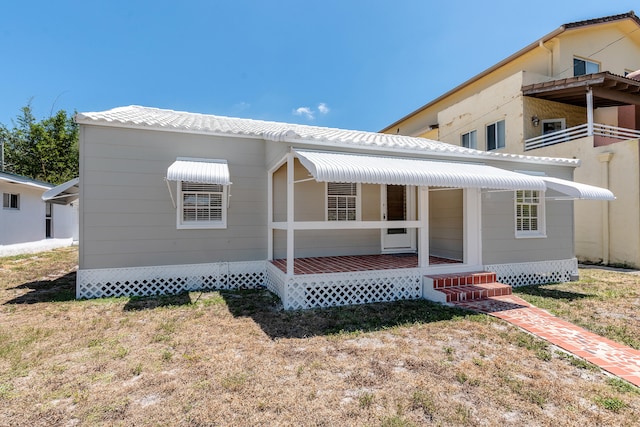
[381,185,416,252]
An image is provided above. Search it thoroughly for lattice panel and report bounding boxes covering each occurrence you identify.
[265,262,287,302]
[485,258,578,287]
[77,261,266,299]
[282,269,423,310]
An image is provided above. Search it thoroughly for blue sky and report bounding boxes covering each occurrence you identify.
[1,1,637,132]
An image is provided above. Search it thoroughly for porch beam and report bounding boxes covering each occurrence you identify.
[270,220,423,230]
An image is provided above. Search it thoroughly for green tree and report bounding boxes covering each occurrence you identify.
[1,104,79,185]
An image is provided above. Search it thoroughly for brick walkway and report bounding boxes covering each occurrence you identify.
[454,294,640,387]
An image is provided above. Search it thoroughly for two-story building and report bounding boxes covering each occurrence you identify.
[383,11,640,267]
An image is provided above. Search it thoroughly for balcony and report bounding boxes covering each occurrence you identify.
[524,123,640,151]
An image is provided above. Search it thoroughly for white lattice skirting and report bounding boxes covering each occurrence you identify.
[77,261,266,299]
[484,258,578,287]
[265,263,423,310]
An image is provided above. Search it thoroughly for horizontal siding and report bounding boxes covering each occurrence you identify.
[81,125,267,269]
[273,229,381,259]
[482,189,574,264]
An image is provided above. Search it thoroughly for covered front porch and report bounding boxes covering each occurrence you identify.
[265,148,548,309]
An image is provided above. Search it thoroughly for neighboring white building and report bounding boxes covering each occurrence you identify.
[73,106,613,309]
[0,171,77,256]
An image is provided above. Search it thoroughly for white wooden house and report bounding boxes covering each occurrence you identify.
[74,106,613,309]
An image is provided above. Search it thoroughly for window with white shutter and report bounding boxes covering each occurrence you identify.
[515,190,546,238]
[327,182,359,221]
[177,182,227,228]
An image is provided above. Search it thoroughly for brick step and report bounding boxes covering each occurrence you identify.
[428,271,497,289]
[434,282,512,303]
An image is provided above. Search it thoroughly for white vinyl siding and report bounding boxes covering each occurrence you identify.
[461,130,477,149]
[486,120,505,151]
[3,193,19,210]
[573,57,600,76]
[515,190,545,238]
[327,182,359,221]
[178,182,227,229]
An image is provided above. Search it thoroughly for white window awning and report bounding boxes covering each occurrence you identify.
[542,176,615,200]
[294,149,546,191]
[42,177,79,205]
[166,157,232,185]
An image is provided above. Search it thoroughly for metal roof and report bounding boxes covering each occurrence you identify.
[166,157,231,185]
[0,171,53,191]
[542,176,615,200]
[41,177,79,205]
[294,150,546,191]
[76,106,579,167]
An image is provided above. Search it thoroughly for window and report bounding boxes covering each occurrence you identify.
[2,193,19,210]
[486,120,505,151]
[461,130,477,149]
[178,182,227,228]
[541,118,566,135]
[327,182,359,221]
[515,190,545,238]
[573,57,599,76]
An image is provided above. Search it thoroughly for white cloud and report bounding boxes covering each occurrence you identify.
[318,103,330,114]
[293,106,314,120]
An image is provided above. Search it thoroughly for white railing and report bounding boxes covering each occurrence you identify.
[524,123,640,151]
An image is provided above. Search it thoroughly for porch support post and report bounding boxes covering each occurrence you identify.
[463,188,482,266]
[586,87,594,136]
[267,169,273,261]
[418,186,429,268]
[286,151,295,275]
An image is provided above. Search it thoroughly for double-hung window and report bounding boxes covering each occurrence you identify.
[2,193,19,210]
[515,190,545,238]
[327,182,359,221]
[461,130,477,149]
[573,57,599,76]
[178,182,227,229]
[486,120,505,151]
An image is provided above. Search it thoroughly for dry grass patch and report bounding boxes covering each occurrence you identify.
[1,248,639,426]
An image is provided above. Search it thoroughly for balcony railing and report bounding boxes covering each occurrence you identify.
[524,123,640,151]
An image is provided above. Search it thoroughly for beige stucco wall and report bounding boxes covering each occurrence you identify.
[437,72,524,152]
[527,137,640,267]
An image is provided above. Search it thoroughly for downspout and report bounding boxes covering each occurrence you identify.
[598,152,613,264]
[538,40,553,77]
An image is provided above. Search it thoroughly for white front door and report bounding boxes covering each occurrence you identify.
[381,185,416,252]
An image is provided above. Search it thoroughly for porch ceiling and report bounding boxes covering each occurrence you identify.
[294,149,546,191]
[522,72,640,107]
[42,177,79,205]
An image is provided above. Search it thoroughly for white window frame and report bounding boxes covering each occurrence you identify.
[573,57,600,76]
[514,190,546,238]
[541,118,566,135]
[326,182,361,221]
[177,181,227,229]
[2,193,19,210]
[486,120,505,151]
[461,130,477,149]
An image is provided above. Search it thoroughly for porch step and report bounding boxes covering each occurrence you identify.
[423,272,512,304]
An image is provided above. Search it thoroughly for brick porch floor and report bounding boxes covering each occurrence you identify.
[270,254,459,275]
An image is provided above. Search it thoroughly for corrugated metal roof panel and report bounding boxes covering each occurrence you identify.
[543,176,615,200]
[294,150,546,191]
[75,106,579,166]
[166,157,231,185]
